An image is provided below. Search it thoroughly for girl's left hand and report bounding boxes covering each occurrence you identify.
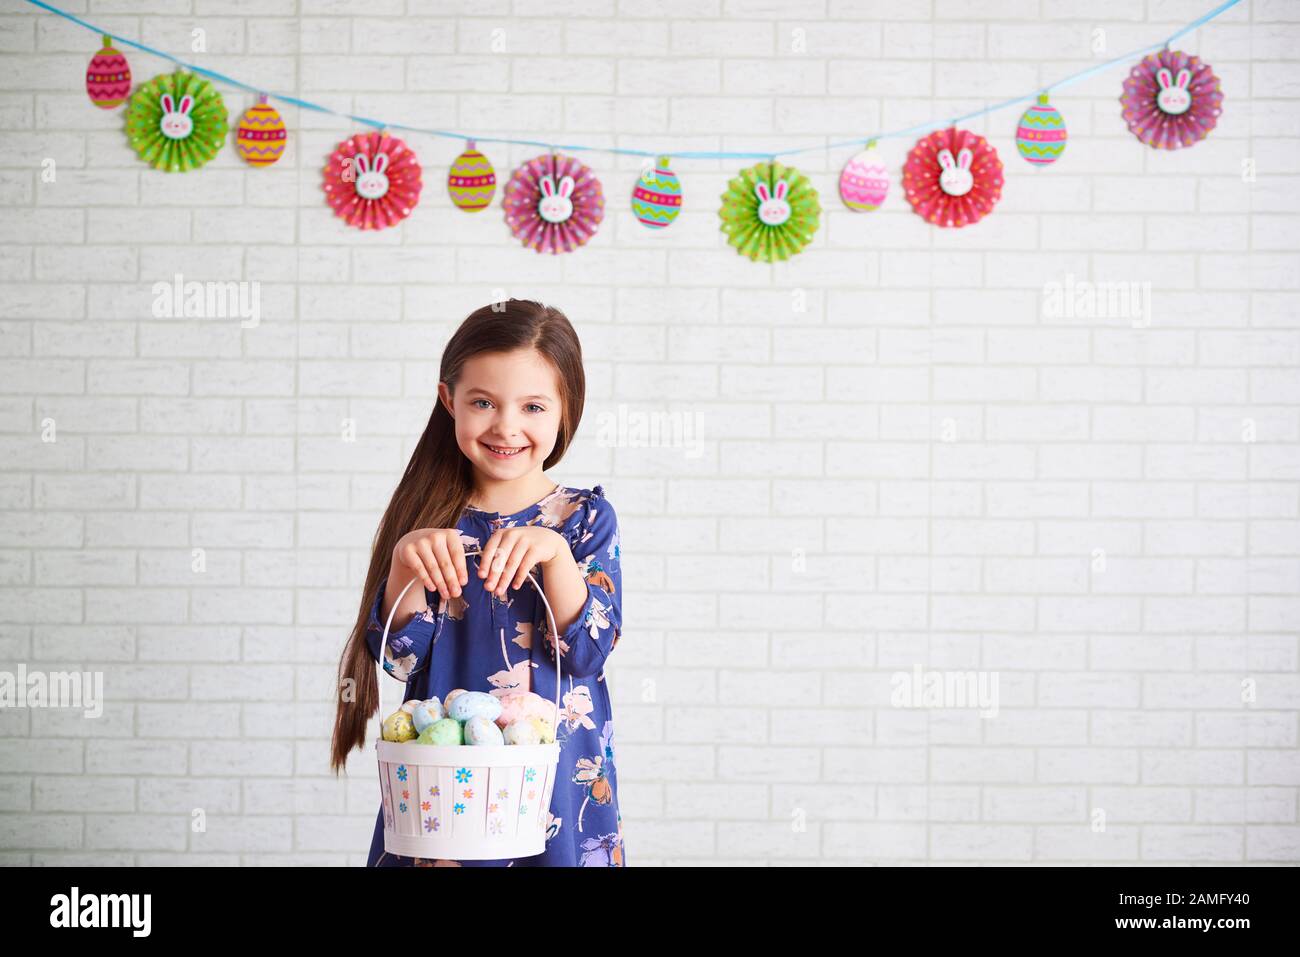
[478,526,567,599]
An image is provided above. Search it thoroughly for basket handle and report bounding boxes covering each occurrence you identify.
[376,545,563,739]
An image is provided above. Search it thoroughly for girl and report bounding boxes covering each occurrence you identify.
[330,299,625,867]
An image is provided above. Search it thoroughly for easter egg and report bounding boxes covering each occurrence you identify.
[528,716,556,745]
[839,144,889,212]
[443,688,468,711]
[1016,95,1067,165]
[411,702,436,734]
[448,141,496,211]
[235,97,286,167]
[464,715,505,746]
[503,719,541,746]
[448,690,503,723]
[631,155,682,229]
[86,36,131,110]
[382,709,417,742]
[421,697,445,721]
[417,717,463,746]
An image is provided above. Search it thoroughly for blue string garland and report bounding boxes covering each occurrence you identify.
[27,0,1242,162]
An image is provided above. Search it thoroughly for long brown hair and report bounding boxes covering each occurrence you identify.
[329,299,587,773]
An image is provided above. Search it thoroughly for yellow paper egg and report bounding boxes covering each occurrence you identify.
[447,140,496,211]
[236,96,286,168]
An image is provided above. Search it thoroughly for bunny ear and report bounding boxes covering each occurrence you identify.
[178,95,194,115]
[774,180,788,199]
[372,152,389,174]
[353,153,370,174]
[540,174,555,196]
[957,147,973,169]
[160,93,174,113]
[1156,67,1174,90]
[1175,67,1191,89]
[937,148,955,170]
[557,175,575,198]
[754,182,771,203]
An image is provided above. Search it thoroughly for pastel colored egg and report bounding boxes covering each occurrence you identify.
[495,691,554,728]
[235,99,287,168]
[464,715,505,746]
[1016,97,1067,165]
[443,688,468,711]
[448,142,496,211]
[420,697,445,721]
[381,709,417,742]
[417,717,463,746]
[411,702,436,734]
[400,700,418,715]
[631,155,682,229]
[839,146,890,212]
[449,690,503,723]
[503,719,541,746]
[528,716,556,745]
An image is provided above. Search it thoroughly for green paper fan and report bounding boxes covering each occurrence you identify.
[718,160,820,262]
[125,71,228,172]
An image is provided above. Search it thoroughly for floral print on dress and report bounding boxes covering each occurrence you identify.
[364,485,625,867]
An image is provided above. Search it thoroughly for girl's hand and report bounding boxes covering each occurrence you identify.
[393,528,468,602]
[478,526,566,599]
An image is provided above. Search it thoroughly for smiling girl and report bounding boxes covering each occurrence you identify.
[330,299,625,867]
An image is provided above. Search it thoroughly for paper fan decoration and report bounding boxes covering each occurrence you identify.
[718,161,820,262]
[322,130,423,230]
[632,156,682,229]
[448,140,496,211]
[235,95,286,167]
[902,128,1003,228]
[86,35,131,110]
[125,71,228,172]
[503,153,604,254]
[1016,94,1067,165]
[1121,49,1223,150]
[839,140,889,212]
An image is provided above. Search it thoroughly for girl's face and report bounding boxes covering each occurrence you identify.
[440,349,562,484]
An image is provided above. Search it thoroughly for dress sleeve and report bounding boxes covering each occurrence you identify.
[540,487,622,680]
[365,573,440,683]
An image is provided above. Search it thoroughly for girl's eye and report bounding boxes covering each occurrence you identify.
[473,399,492,410]
[525,403,545,413]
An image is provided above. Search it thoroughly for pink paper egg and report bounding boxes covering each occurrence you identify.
[839,145,890,212]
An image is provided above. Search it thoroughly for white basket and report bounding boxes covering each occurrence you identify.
[375,546,562,860]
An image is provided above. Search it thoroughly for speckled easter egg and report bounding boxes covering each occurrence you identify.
[447,141,496,211]
[631,155,682,229]
[839,145,890,212]
[86,37,131,109]
[381,709,417,742]
[235,99,286,167]
[1016,95,1067,165]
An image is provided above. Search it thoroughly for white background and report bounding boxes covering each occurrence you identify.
[1,0,1298,865]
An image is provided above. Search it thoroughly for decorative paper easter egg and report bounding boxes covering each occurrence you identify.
[235,95,286,167]
[632,155,682,229]
[1016,94,1068,165]
[838,142,890,212]
[447,140,496,211]
[86,35,131,110]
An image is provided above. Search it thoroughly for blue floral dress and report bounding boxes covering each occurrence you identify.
[363,484,625,867]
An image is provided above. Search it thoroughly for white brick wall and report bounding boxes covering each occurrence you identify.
[1,0,1298,866]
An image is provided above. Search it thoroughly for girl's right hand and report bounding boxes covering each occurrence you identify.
[393,528,469,602]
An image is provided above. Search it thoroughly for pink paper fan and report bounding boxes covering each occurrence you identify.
[902,128,1003,229]
[322,130,423,230]
[503,153,604,254]
[1121,49,1223,150]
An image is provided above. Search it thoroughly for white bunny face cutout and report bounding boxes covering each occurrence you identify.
[937,147,974,197]
[755,180,791,226]
[353,152,391,201]
[158,94,195,141]
[537,174,575,223]
[1155,67,1193,115]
